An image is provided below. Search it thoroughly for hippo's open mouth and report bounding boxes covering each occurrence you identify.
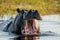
[22,19,40,35]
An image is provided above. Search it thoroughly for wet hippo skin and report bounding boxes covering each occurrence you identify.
[3,8,41,35]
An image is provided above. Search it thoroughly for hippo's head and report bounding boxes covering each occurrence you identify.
[16,8,42,35]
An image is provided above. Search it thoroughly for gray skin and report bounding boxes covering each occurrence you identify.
[8,10,26,35]
[3,9,42,35]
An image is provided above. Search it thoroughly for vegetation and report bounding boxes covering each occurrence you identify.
[0,0,60,16]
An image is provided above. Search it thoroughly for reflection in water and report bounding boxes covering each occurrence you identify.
[12,36,39,40]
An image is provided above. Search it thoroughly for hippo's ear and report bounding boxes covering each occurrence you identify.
[16,8,21,13]
[34,10,38,13]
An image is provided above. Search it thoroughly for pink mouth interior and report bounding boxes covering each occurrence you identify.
[23,19,39,34]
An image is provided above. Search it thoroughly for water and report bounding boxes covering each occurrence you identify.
[0,14,60,40]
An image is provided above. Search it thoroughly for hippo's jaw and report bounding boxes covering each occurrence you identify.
[22,19,40,35]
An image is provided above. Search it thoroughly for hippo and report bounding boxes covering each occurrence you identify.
[3,8,42,35]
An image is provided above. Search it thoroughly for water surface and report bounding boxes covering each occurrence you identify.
[0,15,60,40]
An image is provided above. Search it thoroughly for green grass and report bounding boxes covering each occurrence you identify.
[0,0,60,16]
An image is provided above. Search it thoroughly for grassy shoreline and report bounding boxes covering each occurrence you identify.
[0,0,60,16]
